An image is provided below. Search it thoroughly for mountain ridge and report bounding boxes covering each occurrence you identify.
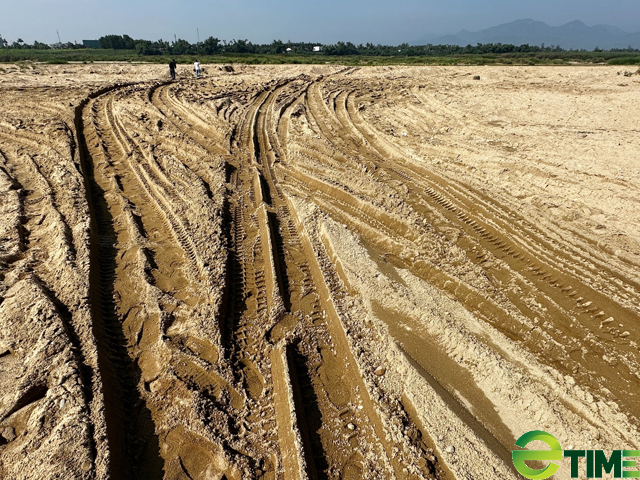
[414,19,640,49]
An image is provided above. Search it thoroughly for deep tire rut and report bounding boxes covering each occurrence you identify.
[7,67,634,480]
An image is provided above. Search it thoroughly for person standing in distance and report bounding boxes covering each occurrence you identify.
[194,59,201,78]
[169,59,177,80]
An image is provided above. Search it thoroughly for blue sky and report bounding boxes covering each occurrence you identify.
[2,0,639,45]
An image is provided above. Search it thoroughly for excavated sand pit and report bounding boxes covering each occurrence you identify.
[0,63,639,479]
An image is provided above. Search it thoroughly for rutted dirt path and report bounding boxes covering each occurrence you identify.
[1,64,639,479]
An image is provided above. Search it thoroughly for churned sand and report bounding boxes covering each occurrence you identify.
[0,63,638,479]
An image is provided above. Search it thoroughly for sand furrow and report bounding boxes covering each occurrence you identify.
[2,63,639,480]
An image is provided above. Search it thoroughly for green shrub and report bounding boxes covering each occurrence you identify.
[608,57,640,65]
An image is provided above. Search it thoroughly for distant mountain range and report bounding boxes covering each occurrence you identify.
[414,19,640,50]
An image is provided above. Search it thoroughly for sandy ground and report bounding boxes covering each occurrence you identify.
[0,63,638,479]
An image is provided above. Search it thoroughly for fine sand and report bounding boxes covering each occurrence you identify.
[0,63,638,479]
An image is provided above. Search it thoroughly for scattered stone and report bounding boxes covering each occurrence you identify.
[601,317,614,327]
[473,75,480,80]
[445,445,455,454]
[347,423,356,430]
[375,366,386,376]
[2,427,16,442]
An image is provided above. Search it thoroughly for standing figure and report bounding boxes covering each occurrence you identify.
[194,59,201,78]
[169,58,177,80]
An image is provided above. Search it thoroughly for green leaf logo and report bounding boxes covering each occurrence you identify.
[513,430,563,479]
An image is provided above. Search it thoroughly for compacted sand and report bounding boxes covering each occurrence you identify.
[0,63,638,479]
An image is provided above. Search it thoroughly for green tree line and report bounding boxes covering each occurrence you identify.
[2,33,639,57]
[0,35,84,50]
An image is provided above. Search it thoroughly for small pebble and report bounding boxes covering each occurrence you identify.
[375,366,386,376]
[347,423,356,430]
[445,445,455,454]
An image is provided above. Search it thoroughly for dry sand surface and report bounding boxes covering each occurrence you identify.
[0,63,638,479]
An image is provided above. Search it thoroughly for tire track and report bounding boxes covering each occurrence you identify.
[1,117,110,478]
[79,86,164,479]
[4,64,638,480]
[247,77,441,479]
[336,88,640,415]
[280,74,640,466]
[150,82,230,155]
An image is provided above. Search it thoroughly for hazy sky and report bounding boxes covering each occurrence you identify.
[2,0,640,45]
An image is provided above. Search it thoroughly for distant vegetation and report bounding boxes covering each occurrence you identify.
[1,34,639,66]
